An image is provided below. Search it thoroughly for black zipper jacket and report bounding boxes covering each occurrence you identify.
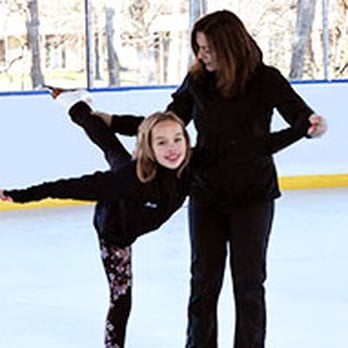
[107,64,314,209]
[5,162,190,246]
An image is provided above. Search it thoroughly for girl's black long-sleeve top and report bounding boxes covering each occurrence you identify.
[5,162,190,246]
[107,64,315,209]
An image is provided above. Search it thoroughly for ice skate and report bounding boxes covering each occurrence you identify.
[44,84,93,111]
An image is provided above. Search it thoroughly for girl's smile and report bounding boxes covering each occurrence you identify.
[151,120,187,169]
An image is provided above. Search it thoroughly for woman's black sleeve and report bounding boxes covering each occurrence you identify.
[166,74,194,126]
[266,68,314,154]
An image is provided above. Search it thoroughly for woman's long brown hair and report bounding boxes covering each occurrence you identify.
[134,111,191,183]
[190,10,262,98]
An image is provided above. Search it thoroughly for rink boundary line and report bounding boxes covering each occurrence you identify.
[279,173,348,190]
[0,199,93,211]
[0,173,347,211]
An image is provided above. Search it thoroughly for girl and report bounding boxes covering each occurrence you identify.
[0,98,191,348]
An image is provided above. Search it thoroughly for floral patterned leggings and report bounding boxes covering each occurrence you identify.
[68,102,133,347]
[99,238,132,348]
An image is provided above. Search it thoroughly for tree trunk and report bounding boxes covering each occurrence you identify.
[189,0,208,27]
[106,6,120,87]
[94,32,102,80]
[26,0,44,88]
[188,0,208,66]
[333,0,348,77]
[289,0,317,79]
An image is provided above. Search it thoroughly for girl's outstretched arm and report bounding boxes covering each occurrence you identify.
[94,112,144,136]
[0,189,13,202]
[1,168,136,204]
[90,110,113,127]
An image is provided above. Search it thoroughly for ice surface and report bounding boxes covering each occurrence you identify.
[1,187,347,348]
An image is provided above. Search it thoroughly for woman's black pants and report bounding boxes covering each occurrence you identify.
[185,197,274,348]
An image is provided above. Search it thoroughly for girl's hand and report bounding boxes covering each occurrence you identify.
[90,110,112,127]
[307,114,327,138]
[0,189,13,202]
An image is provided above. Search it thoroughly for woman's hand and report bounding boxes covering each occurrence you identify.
[0,189,13,202]
[307,114,327,138]
[90,110,113,127]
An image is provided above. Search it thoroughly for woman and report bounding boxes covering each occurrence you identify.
[90,10,326,348]
[0,100,191,348]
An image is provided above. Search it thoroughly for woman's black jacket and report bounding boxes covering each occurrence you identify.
[5,162,189,246]
[108,64,314,209]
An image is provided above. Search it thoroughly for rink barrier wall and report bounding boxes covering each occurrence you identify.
[0,81,347,211]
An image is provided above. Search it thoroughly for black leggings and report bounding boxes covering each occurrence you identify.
[69,102,132,348]
[186,198,274,348]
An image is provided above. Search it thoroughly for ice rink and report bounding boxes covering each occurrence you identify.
[1,187,347,348]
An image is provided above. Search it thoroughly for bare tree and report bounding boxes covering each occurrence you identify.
[106,6,121,86]
[124,0,162,84]
[333,0,348,77]
[26,0,44,88]
[289,0,317,79]
[188,0,208,66]
[0,1,26,76]
[94,32,102,81]
[1,0,346,90]
[189,0,207,27]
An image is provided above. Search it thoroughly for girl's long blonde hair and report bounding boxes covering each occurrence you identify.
[134,111,191,183]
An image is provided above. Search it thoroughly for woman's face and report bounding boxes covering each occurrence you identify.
[195,32,218,71]
[151,120,187,170]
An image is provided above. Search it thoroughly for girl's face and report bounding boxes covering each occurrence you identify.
[151,120,187,170]
[195,31,218,71]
